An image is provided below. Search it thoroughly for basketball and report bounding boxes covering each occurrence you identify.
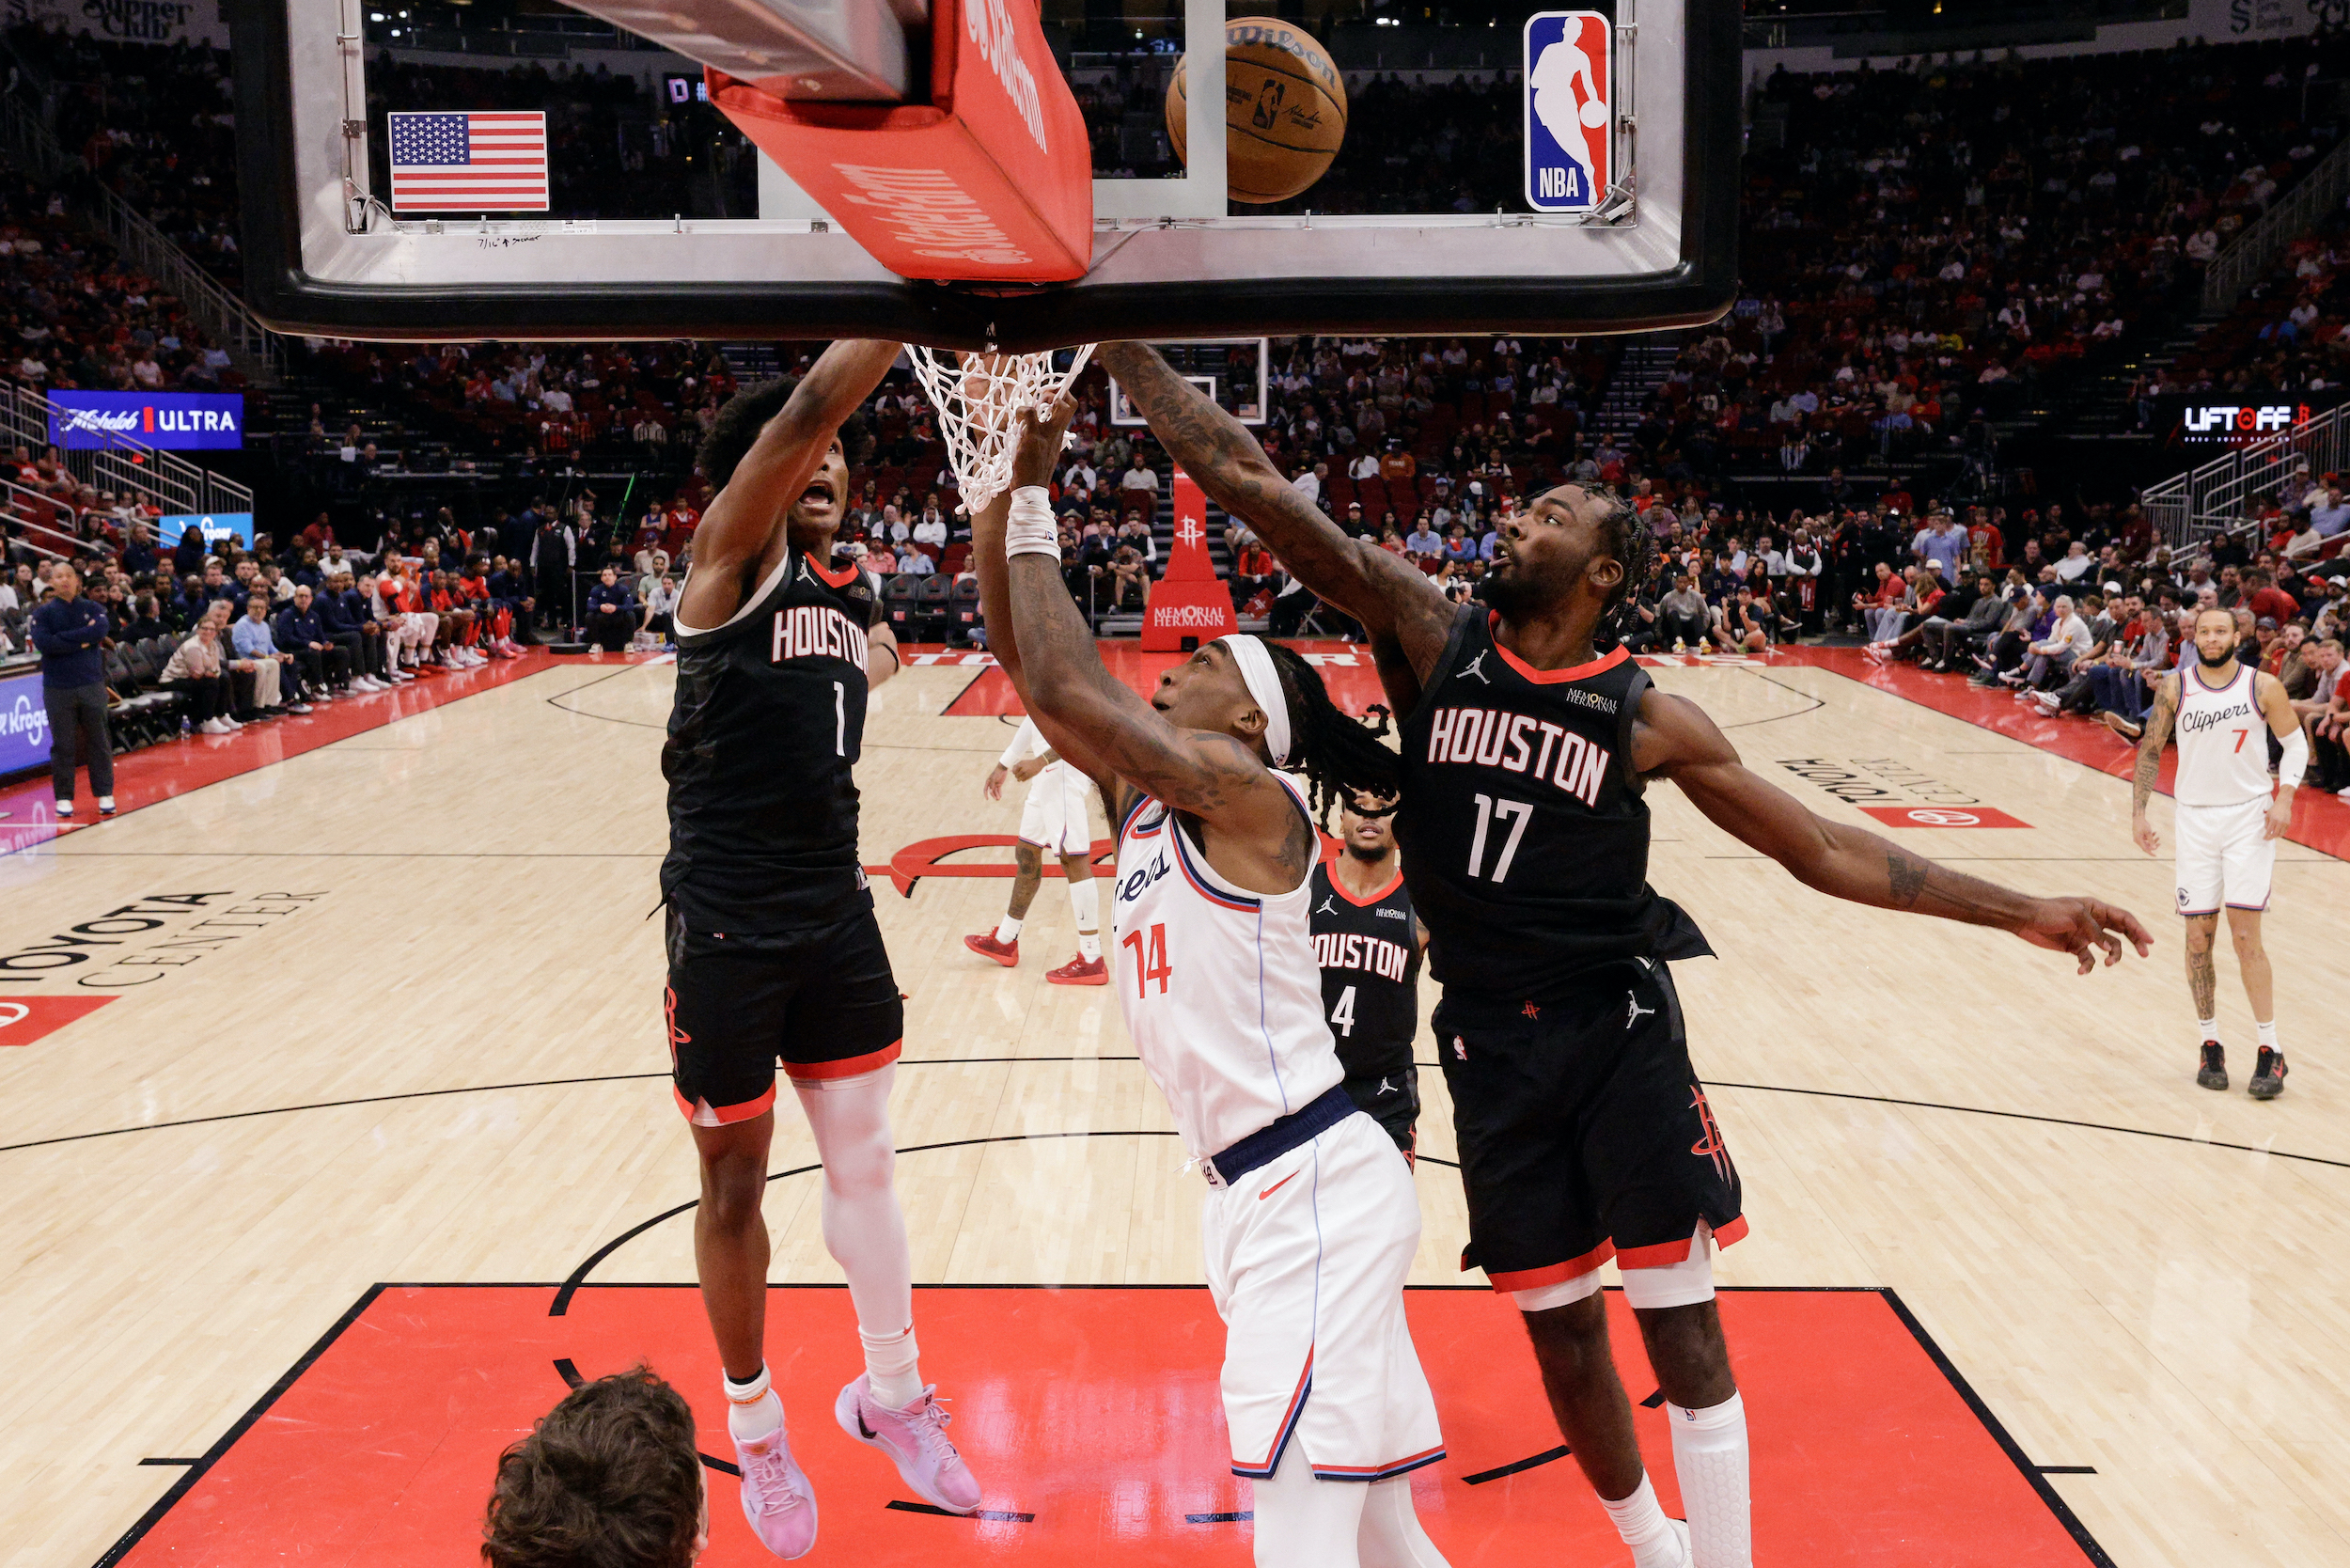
[1166,17,1349,205]
[1580,97,1610,129]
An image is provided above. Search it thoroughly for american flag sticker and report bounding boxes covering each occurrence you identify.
[386,111,549,212]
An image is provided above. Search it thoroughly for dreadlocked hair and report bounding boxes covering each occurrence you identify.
[1260,641,1403,827]
[697,376,874,492]
[1589,482,1657,650]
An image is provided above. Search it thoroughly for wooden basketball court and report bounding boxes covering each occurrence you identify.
[2,645,2342,1568]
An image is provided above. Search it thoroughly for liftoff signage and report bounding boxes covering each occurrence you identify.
[708,0,1092,282]
[1142,468,1237,651]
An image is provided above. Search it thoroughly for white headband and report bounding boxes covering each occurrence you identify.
[1217,634,1291,767]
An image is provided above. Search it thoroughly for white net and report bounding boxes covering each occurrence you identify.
[906,344,1095,516]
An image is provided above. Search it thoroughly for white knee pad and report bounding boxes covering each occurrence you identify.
[1619,1224,1716,1311]
[1511,1268,1606,1313]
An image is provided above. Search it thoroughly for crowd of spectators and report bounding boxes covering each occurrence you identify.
[0,168,238,397]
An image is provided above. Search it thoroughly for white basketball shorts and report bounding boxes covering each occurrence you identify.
[1201,1109,1445,1482]
[1017,761,1093,856]
[2174,796,2275,916]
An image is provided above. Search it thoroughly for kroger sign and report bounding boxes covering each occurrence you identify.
[47,392,245,451]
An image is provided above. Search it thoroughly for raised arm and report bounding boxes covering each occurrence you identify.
[1635,688,2151,974]
[1095,341,1454,680]
[2131,672,2180,855]
[988,396,1298,872]
[678,338,900,626]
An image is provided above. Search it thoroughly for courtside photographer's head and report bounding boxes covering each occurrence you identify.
[482,1366,705,1568]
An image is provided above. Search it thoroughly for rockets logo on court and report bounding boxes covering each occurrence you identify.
[1524,12,1610,212]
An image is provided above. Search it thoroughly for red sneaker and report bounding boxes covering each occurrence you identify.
[1045,954,1107,986]
[963,932,1018,966]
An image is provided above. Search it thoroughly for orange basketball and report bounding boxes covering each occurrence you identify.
[1167,18,1349,205]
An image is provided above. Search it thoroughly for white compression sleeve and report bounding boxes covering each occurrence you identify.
[1250,1442,1371,1568]
[2277,725,2309,789]
[1357,1474,1451,1568]
[999,715,1045,770]
[1065,872,1099,932]
[791,1064,916,1370]
[1668,1390,1751,1568]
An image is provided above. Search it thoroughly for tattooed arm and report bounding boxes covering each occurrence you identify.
[988,398,1308,893]
[2131,673,2179,856]
[1635,688,2152,974]
[1095,341,1456,690]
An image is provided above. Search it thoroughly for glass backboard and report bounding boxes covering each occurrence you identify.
[230,0,1736,349]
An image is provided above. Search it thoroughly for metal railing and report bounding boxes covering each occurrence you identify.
[2140,400,2350,555]
[2203,134,2350,315]
[0,474,96,559]
[0,383,252,520]
[0,52,281,384]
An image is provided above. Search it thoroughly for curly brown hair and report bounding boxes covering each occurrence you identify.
[482,1367,702,1568]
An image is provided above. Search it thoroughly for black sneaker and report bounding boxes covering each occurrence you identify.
[2248,1046,2288,1100]
[2197,1042,2228,1090]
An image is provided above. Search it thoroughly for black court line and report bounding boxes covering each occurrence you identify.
[94,1282,2110,1567]
[0,1059,1141,1156]
[1718,668,1828,730]
[1881,1289,2117,1568]
[1705,1079,2350,1172]
[888,1500,1037,1522]
[92,1282,389,1568]
[11,1064,2337,1179]
[544,663,666,729]
[2037,1466,2099,1475]
[134,1458,199,1466]
[1461,1445,1571,1484]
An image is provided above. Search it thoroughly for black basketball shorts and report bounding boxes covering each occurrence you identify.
[1342,1065,1421,1158]
[664,907,904,1126]
[1433,958,1746,1291]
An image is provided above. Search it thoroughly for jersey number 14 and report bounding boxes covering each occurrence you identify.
[1121,923,1170,998]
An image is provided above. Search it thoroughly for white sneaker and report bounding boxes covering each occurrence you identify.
[202,717,232,734]
[288,701,313,714]
[98,795,116,816]
[227,715,246,728]
[55,799,72,818]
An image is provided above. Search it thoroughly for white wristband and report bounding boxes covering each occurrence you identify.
[1005,486,1058,559]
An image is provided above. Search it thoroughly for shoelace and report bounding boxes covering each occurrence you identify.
[898,1394,961,1461]
[741,1441,809,1515]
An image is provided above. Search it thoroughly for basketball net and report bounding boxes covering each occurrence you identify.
[908,345,1095,517]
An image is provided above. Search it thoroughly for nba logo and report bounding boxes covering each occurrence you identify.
[1523,12,1610,212]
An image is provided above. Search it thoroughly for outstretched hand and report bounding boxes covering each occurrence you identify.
[1010,396,1078,494]
[2013,896,2154,975]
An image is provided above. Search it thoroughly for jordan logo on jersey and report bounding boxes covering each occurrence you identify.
[771,604,870,669]
[1456,651,1491,684]
[1426,705,1611,808]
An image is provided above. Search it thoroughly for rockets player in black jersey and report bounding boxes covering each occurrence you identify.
[1099,340,2151,1568]
[663,342,981,1559]
[1309,790,1427,1156]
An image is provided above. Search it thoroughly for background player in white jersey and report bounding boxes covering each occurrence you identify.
[964,715,1107,983]
[2130,605,2307,1098]
[974,395,1449,1568]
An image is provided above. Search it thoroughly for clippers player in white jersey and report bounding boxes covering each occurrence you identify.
[975,396,1451,1568]
[964,715,1108,982]
[663,343,983,1558]
[2130,605,2307,1099]
[1310,789,1429,1156]
[1101,340,2150,1568]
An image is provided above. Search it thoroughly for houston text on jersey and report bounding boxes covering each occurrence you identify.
[1425,705,1612,808]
